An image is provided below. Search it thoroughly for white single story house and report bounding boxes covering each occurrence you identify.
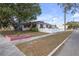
[9,20,63,33]
[35,21,62,33]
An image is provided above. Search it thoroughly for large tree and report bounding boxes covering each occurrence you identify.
[0,3,41,30]
[58,3,79,31]
[11,3,41,21]
[0,4,16,28]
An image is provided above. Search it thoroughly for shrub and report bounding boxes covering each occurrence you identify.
[30,27,38,32]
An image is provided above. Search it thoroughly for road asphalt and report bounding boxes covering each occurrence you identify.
[54,30,79,56]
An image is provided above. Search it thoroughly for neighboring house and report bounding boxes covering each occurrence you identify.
[57,24,64,31]
[57,24,68,31]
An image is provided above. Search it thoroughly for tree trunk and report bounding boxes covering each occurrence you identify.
[29,22,33,30]
[64,7,67,31]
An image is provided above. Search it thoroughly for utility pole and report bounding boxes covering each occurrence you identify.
[73,17,74,22]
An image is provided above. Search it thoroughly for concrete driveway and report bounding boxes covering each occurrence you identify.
[0,35,24,56]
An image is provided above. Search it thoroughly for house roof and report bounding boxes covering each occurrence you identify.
[35,21,55,26]
[20,20,58,27]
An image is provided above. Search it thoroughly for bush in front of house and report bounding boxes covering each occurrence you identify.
[30,27,38,32]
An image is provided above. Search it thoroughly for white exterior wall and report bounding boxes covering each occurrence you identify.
[57,24,64,31]
[37,24,61,33]
[38,28,54,33]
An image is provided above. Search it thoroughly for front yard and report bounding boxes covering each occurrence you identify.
[16,31,72,56]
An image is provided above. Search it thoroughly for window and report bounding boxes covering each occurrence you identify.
[48,25,52,28]
[46,24,48,28]
[40,24,43,28]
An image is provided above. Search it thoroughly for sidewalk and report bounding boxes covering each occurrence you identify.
[0,35,24,56]
[54,30,79,56]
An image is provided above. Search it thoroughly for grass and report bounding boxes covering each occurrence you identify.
[0,30,48,37]
[16,31,72,56]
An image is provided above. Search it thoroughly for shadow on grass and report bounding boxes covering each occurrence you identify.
[0,30,33,36]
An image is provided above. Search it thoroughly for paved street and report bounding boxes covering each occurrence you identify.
[54,30,79,56]
[0,35,24,56]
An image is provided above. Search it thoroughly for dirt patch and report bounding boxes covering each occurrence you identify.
[16,31,72,56]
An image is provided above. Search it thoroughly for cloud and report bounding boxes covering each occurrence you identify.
[37,14,53,21]
[37,14,62,24]
[53,17,58,20]
[73,12,79,18]
[38,15,61,21]
[70,12,79,22]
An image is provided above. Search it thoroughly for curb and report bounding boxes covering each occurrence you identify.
[13,45,25,56]
[48,31,73,56]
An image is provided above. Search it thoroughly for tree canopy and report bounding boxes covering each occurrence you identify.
[0,3,41,28]
[66,21,79,29]
[58,3,79,14]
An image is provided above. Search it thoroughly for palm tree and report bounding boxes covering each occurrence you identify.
[58,3,79,31]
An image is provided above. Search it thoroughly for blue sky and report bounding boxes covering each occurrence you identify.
[37,3,79,25]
